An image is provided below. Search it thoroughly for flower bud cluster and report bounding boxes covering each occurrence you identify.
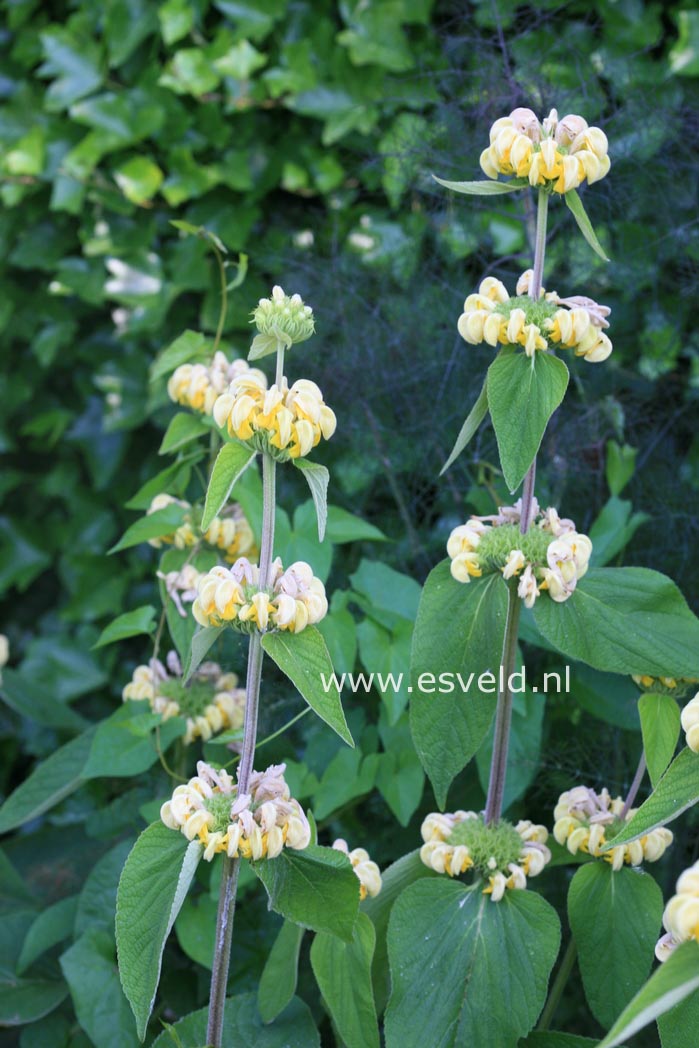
[457,272,612,363]
[447,498,592,607]
[161,761,311,862]
[332,839,382,900]
[480,107,610,193]
[147,494,256,563]
[192,557,328,634]
[213,372,336,461]
[123,652,245,745]
[420,810,551,902]
[553,786,673,870]
[252,285,315,346]
[167,352,265,416]
[655,861,699,962]
[681,692,699,753]
[633,674,697,698]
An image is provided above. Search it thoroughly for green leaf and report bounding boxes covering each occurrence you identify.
[385,879,560,1046]
[433,174,525,195]
[114,157,164,204]
[639,693,681,787]
[116,822,202,1040]
[658,987,699,1048]
[60,928,138,1047]
[83,702,184,779]
[184,625,224,681]
[597,942,699,1047]
[158,0,194,44]
[376,744,425,822]
[293,460,329,541]
[253,844,360,941]
[0,972,68,1026]
[75,839,134,935]
[0,727,95,833]
[520,1035,598,1048]
[93,605,157,648]
[487,348,569,492]
[606,441,637,497]
[258,920,305,1024]
[670,10,699,75]
[109,504,187,554]
[201,442,256,531]
[125,453,201,510]
[174,892,218,970]
[0,666,87,730]
[249,331,289,360]
[589,496,648,567]
[17,895,78,974]
[440,379,489,475]
[603,747,699,849]
[363,850,437,1014]
[159,412,210,455]
[356,617,413,724]
[311,912,379,1048]
[39,28,104,110]
[568,863,663,1029]
[262,627,353,746]
[533,567,699,677]
[214,39,267,79]
[410,565,508,807]
[325,507,387,544]
[565,189,610,261]
[313,747,379,821]
[150,993,319,1047]
[150,330,210,382]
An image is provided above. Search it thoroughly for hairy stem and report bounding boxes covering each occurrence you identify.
[620,751,647,820]
[483,583,522,824]
[519,188,549,537]
[537,937,578,1031]
[206,355,279,1047]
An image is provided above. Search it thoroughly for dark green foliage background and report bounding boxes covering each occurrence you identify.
[2,0,699,1044]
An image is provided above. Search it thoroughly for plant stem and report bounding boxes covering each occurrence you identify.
[484,582,522,824]
[537,937,578,1030]
[483,190,550,825]
[620,752,647,820]
[206,354,280,1047]
[519,188,549,537]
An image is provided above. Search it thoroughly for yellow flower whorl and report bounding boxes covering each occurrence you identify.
[192,557,328,635]
[457,272,612,363]
[122,653,245,745]
[167,353,266,416]
[419,810,551,902]
[146,494,257,563]
[480,107,610,193]
[161,761,311,861]
[447,498,592,608]
[553,785,673,871]
[213,372,336,461]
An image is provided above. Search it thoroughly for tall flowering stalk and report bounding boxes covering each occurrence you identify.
[204,290,318,1045]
